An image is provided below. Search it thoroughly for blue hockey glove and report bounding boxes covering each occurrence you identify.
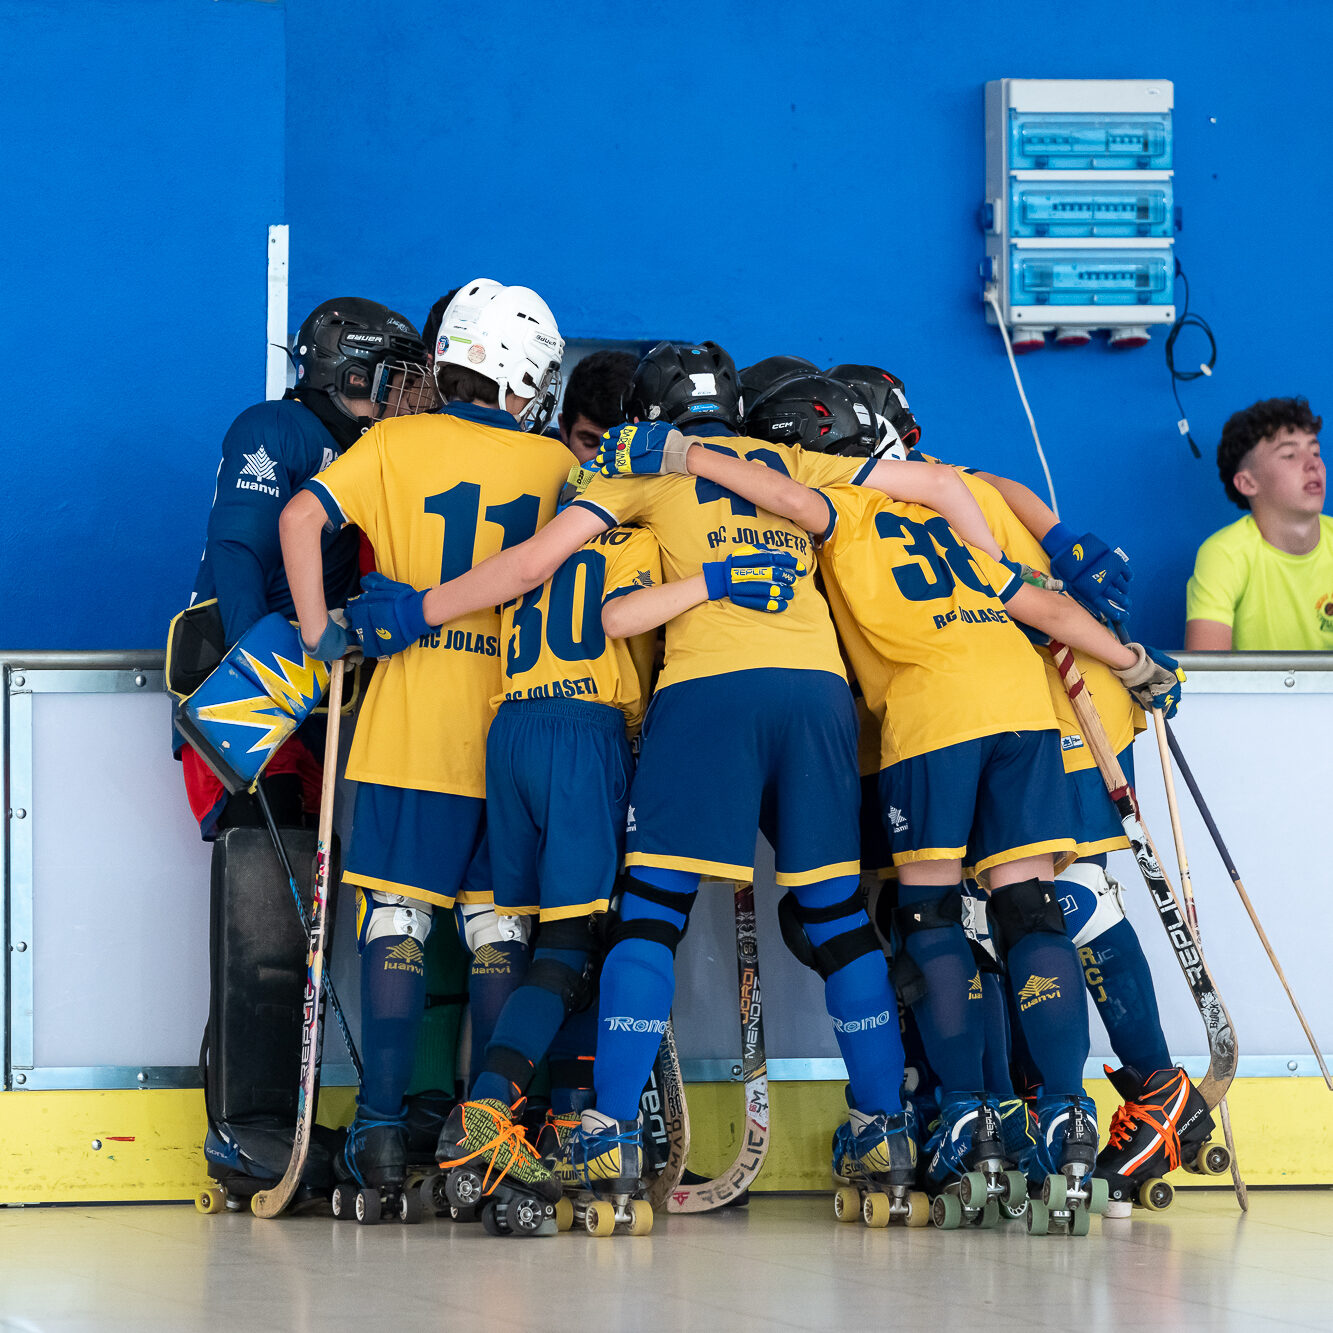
[592,422,692,477]
[1041,522,1131,625]
[303,614,354,662]
[346,572,431,659]
[1115,643,1185,719]
[701,545,805,612]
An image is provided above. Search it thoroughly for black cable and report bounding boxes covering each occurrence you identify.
[1164,258,1216,459]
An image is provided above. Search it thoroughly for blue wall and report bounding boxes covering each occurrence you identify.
[12,0,1331,648]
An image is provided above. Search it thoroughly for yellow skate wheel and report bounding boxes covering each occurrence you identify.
[1195,1141,1231,1176]
[903,1191,931,1228]
[834,1187,859,1223]
[627,1200,654,1236]
[195,1188,225,1215]
[585,1201,615,1237]
[554,1197,574,1231]
[1139,1177,1173,1211]
[862,1192,891,1228]
[1069,1206,1091,1238]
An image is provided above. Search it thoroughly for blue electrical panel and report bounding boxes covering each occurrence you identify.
[1010,250,1174,306]
[1008,179,1173,239]
[1009,113,1172,170]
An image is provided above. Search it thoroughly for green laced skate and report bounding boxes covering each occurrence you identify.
[437,1098,559,1199]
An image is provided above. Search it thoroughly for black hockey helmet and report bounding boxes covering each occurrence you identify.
[746,373,879,457]
[738,355,817,408]
[825,363,921,455]
[624,341,743,430]
[293,298,435,419]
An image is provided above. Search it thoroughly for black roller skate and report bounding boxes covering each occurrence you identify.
[331,1106,420,1225]
[833,1107,928,1228]
[403,1089,458,1219]
[196,1122,334,1215]
[1095,1066,1226,1217]
[436,1099,561,1237]
[923,1093,1027,1230]
[554,1109,654,1237]
[1025,1093,1108,1236]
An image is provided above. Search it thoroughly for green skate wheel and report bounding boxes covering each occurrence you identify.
[1002,1170,1027,1210]
[627,1200,654,1236]
[975,1199,1001,1229]
[1025,1200,1049,1236]
[833,1186,859,1223]
[355,1188,381,1225]
[960,1171,988,1210]
[585,1200,615,1237]
[1069,1206,1091,1238]
[1088,1177,1110,1215]
[554,1196,574,1231]
[903,1191,930,1228]
[1042,1174,1067,1211]
[195,1187,225,1215]
[863,1192,891,1228]
[1139,1177,1173,1211]
[931,1193,963,1230]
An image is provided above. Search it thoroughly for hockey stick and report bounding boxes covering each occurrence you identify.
[1163,721,1333,1091]
[252,658,344,1219]
[255,781,363,1083]
[643,1018,691,1210]
[1046,642,1238,1111]
[1146,710,1248,1210]
[666,881,769,1213]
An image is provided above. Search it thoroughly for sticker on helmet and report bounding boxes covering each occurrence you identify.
[468,344,487,364]
[689,373,717,397]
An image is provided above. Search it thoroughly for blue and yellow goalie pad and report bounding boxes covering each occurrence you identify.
[175,612,330,793]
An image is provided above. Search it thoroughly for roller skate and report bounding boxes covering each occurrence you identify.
[1024,1092,1108,1236]
[403,1089,458,1219]
[195,1122,334,1215]
[1096,1066,1226,1218]
[553,1109,654,1237]
[331,1105,421,1224]
[994,1097,1042,1219]
[435,1099,561,1237]
[832,1106,928,1228]
[923,1093,1026,1230]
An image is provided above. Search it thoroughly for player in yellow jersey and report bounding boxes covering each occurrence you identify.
[704,370,1184,1224]
[279,279,573,1215]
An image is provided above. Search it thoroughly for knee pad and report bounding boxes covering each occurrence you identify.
[526,914,598,1012]
[355,887,433,951]
[890,890,964,1004]
[987,878,1067,960]
[456,902,531,953]
[604,877,695,956]
[777,889,879,981]
[1055,861,1126,950]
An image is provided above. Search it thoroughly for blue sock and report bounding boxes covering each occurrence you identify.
[548,999,598,1113]
[897,881,985,1093]
[594,869,697,1122]
[359,935,427,1119]
[999,881,1090,1096]
[979,970,1015,1097]
[468,940,528,1088]
[472,943,591,1106]
[1082,918,1172,1074]
[799,875,904,1115]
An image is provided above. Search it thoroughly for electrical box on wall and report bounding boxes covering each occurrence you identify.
[983,79,1175,350]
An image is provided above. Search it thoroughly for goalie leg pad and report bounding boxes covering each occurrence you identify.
[1055,859,1126,949]
[176,612,329,794]
[356,887,433,952]
[987,877,1068,960]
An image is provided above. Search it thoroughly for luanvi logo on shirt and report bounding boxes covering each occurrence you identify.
[237,446,280,496]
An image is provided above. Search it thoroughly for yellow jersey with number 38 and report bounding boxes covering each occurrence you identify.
[573,436,872,691]
[304,406,573,796]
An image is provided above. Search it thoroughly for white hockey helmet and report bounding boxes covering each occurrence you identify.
[435,279,565,431]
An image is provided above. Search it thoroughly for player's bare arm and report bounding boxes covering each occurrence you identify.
[860,459,1003,558]
[973,471,1058,543]
[603,574,711,639]
[1005,582,1135,669]
[686,447,830,533]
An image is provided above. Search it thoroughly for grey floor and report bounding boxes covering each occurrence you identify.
[1,1190,1330,1332]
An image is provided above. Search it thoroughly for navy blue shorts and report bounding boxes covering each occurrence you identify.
[860,772,894,877]
[626,668,859,886]
[878,730,1077,880]
[1066,744,1136,857]
[344,781,491,910]
[486,698,632,921]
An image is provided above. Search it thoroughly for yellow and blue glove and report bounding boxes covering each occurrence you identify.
[702,545,805,613]
[1041,522,1131,626]
[346,572,431,659]
[1114,642,1185,719]
[592,421,692,476]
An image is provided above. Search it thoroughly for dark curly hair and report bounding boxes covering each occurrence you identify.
[1217,397,1322,510]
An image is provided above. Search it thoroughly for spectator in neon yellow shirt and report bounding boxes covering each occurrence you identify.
[1185,397,1332,650]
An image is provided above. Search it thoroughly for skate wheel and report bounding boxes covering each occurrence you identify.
[585,1201,615,1237]
[833,1186,859,1223]
[1069,1206,1091,1238]
[903,1191,930,1228]
[444,1167,484,1211]
[1139,1177,1173,1211]
[931,1193,963,1230]
[1196,1141,1230,1176]
[1025,1200,1049,1237]
[554,1196,574,1232]
[1088,1177,1110,1216]
[1002,1170,1027,1210]
[355,1188,381,1224]
[1042,1174,1067,1211]
[509,1196,550,1236]
[224,1196,245,1212]
[481,1200,508,1236]
[960,1171,988,1210]
[398,1190,423,1224]
[423,1174,449,1216]
[449,1202,480,1224]
[330,1185,350,1220]
[627,1199,654,1236]
[975,1199,1000,1229]
[195,1188,225,1215]
[862,1192,891,1229]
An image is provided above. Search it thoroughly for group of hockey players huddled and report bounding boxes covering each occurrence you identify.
[176,279,1225,1238]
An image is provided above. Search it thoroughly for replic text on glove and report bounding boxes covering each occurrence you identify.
[701,544,806,612]
[592,421,692,476]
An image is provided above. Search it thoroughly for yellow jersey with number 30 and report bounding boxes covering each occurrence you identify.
[573,436,872,691]
[496,525,661,737]
[304,407,573,796]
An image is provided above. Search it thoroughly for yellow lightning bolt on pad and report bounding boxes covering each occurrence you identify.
[242,649,329,716]
[193,693,296,756]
